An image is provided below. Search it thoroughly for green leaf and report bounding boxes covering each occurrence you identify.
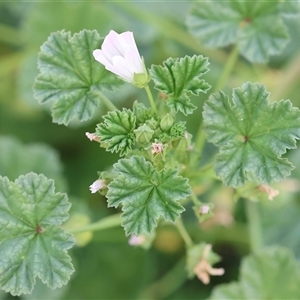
[279,0,300,16]
[33,29,122,125]
[0,173,75,296]
[150,55,210,115]
[203,82,300,188]
[261,197,300,259]
[0,135,66,191]
[107,155,191,235]
[96,109,136,157]
[186,0,293,63]
[210,247,300,299]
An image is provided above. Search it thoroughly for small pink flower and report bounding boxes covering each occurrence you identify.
[128,235,146,246]
[93,30,148,86]
[258,184,279,201]
[85,132,100,142]
[199,205,210,215]
[89,179,106,193]
[151,142,164,154]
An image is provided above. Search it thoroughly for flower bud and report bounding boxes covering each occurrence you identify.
[134,124,154,144]
[160,113,174,132]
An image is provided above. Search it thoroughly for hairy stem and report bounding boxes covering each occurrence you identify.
[190,121,206,166]
[214,45,240,92]
[145,84,158,114]
[246,199,263,252]
[68,213,121,234]
[175,218,193,247]
[138,258,186,299]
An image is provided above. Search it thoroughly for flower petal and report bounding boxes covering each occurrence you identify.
[93,49,113,69]
[93,30,147,85]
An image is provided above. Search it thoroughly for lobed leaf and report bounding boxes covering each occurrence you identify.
[210,247,300,299]
[150,55,210,115]
[96,109,136,156]
[33,30,122,125]
[203,82,300,188]
[0,173,75,296]
[107,155,191,235]
[186,0,298,62]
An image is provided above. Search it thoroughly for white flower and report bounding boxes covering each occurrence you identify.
[93,30,149,87]
[89,179,106,193]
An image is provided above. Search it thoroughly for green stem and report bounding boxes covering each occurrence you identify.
[96,91,118,111]
[190,121,206,166]
[190,192,199,206]
[214,45,240,92]
[245,199,263,252]
[175,218,193,247]
[145,84,158,114]
[138,257,186,299]
[68,213,121,234]
[190,46,239,166]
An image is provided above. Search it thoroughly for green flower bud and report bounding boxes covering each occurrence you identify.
[134,124,154,144]
[160,113,174,132]
[146,118,158,130]
[170,121,186,138]
[176,133,192,152]
[133,71,150,89]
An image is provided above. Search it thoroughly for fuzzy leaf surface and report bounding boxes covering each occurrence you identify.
[210,247,300,299]
[96,109,136,156]
[186,0,295,62]
[0,173,75,296]
[203,82,300,188]
[107,156,191,235]
[33,29,122,125]
[150,55,210,115]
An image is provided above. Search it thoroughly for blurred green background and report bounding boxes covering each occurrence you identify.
[1,1,300,299]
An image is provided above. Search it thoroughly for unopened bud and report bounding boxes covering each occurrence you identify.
[160,113,174,132]
[134,124,154,144]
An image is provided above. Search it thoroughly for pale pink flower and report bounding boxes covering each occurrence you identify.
[85,132,100,142]
[89,179,107,194]
[194,244,225,284]
[199,205,210,215]
[258,184,279,201]
[93,30,148,86]
[151,142,164,154]
[128,235,146,246]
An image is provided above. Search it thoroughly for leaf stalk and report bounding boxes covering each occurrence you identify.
[68,213,121,234]
[214,44,240,92]
[145,84,158,114]
[246,199,263,252]
[175,218,193,247]
[96,91,118,111]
